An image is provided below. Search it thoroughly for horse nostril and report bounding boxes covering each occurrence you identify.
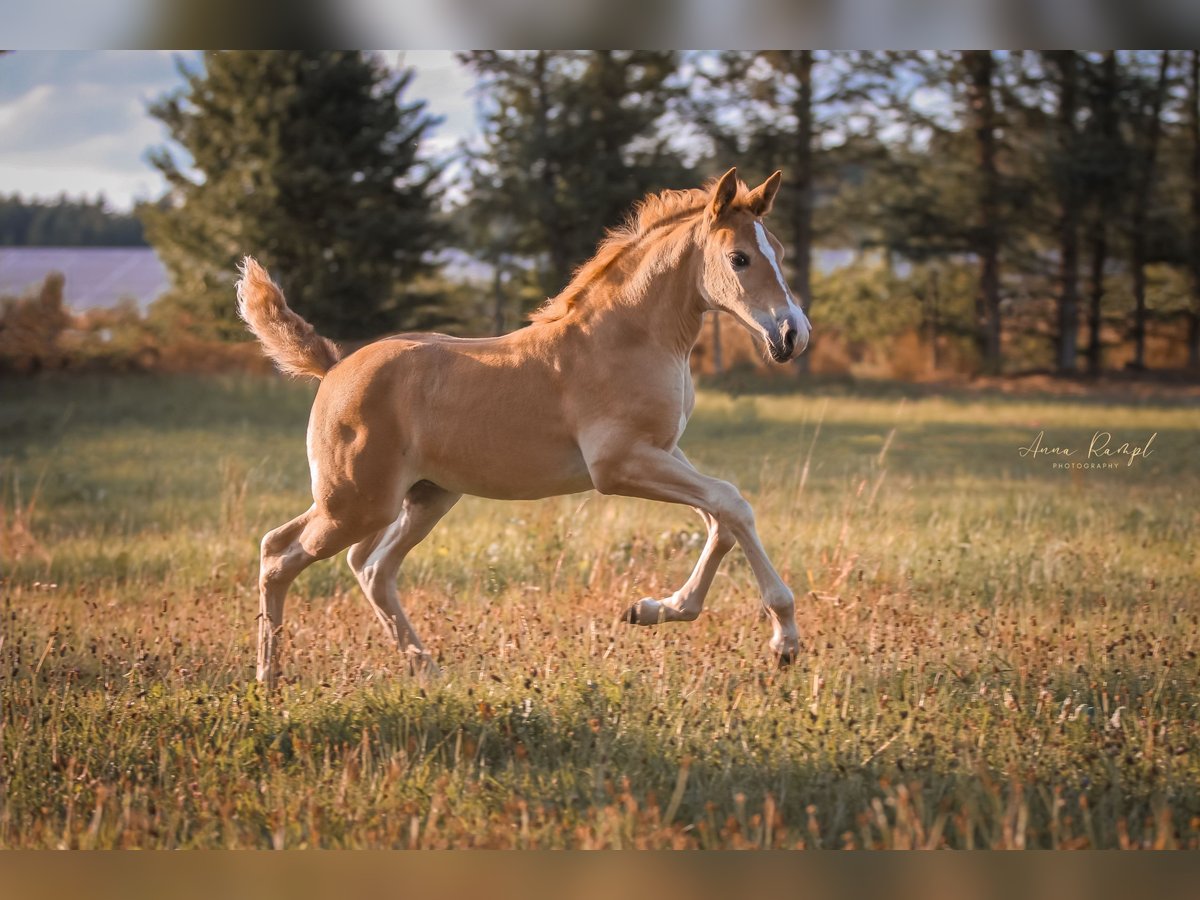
[781,323,797,355]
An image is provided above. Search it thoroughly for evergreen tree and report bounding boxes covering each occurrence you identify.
[0,194,145,246]
[1048,51,1081,373]
[819,53,989,370]
[834,52,1038,374]
[1127,51,1171,370]
[1190,50,1200,369]
[1080,51,1125,375]
[961,51,1004,374]
[142,51,444,340]
[458,51,689,310]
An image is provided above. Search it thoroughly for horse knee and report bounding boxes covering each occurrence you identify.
[260,532,293,584]
[711,483,754,535]
[260,523,294,559]
[713,524,737,553]
[765,586,795,618]
[260,551,297,588]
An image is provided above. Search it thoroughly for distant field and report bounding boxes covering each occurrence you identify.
[1,374,1198,848]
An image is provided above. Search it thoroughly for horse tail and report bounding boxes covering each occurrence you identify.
[235,257,341,380]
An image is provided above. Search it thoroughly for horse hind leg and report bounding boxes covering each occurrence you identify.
[257,509,315,687]
[346,481,461,676]
[257,503,392,687]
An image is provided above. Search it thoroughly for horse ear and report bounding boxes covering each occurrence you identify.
[708,167,739,221]
[747,170,782,217]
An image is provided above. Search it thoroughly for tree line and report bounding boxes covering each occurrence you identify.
[13,51,1200,375]
[0,195,146,246]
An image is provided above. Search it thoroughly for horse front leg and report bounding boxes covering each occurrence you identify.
[585,439,799,666]
[624,449,734,625]
[625,505,734,624]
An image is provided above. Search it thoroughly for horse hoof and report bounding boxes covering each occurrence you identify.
[404,647,441,679]
[622,603,641,625]
[776,649,796,668]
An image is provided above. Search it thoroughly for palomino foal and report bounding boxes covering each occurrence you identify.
[238,167,811,686]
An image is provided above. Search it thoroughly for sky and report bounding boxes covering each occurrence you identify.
[0,51,478,211]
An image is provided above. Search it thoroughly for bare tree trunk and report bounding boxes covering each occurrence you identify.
[533,51,570,297]
[927,267,941,372]
[710,312,724,374]
[792,50,815,376]
[1130,51,1170,371]
[1189,49,1200,369]
[1087,219,1108,375]
[492,260,506,336]
[964,51,1002,374]
[1054,51,1080,374]
[1087,51,1118,377]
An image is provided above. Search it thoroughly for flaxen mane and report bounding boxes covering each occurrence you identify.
[529,176,754,324]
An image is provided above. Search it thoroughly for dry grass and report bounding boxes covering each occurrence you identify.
[0,375,1198,848]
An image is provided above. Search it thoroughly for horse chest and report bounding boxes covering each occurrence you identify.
[671,395,694,445]
[634,370,693,449]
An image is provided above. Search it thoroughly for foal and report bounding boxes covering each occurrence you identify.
[238,167,811,686]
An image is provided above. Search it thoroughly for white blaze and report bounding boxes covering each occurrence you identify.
[754,221,791,301]
[754,221,811,335]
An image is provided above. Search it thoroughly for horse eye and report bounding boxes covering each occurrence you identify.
[729,251,749,271]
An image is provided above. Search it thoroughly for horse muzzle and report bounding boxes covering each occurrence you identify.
[767,311,810,363]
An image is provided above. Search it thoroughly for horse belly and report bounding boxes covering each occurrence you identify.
[417,427,594,500]
[402,372,593,500]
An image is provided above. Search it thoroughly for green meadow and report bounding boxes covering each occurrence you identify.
[1,375,1197,848]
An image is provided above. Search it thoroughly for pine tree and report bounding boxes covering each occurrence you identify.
[825,52,1016,372]
[1049,51,1081,373]
[963,51,1003,374]
[459,51,688,310]
[1081,51,1124,376]
[1187,50,1200,369]
[0,195,145,246]
[142,51,444,340]
[1128,51,1171,370]
[876,51,1010,374]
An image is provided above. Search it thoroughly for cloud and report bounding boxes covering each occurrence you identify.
[0,85,155,157]
[0,51,474,211]
[0,51,187,208]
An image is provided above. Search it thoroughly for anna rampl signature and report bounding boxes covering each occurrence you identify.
[1018,430,1158,467]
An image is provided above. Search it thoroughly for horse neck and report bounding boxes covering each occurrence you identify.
[580,233,707,359]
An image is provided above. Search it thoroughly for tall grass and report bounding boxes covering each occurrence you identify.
[0,375,1197,848]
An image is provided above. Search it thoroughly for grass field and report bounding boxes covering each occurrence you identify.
[1,374,1198,848]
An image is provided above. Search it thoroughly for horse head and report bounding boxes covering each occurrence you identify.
[697,167,811,363]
